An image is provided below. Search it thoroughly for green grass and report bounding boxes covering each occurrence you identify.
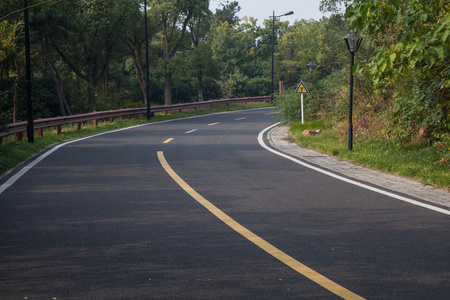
[0,102,271,177]
[290,119,450,190]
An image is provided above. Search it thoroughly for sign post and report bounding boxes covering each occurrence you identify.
[295,81,309,124]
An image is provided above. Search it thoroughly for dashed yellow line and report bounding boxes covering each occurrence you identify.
[208,122,220,126]
[163,138,174,144]
[157,151,365,300]
[185,129,198,134]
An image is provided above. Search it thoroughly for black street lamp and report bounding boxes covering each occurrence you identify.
[144,0,151,120]
[342,30,363,151]
[306,61,316,73]
[270,10,293,100]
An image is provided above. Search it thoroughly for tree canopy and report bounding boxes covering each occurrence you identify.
[0,0,447,146]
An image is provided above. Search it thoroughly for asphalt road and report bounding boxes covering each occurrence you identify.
[0,108,448,299]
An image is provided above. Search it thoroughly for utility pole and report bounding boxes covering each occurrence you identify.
[24,0,34,143]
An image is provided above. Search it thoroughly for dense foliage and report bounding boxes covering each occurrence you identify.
[346,0,450,145]
[0,0,448,148]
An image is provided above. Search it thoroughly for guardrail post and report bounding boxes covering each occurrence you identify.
[57,125,61,135]
[209,105,212,109]
[37,119,43,137]
[94,119,98,126]
[127,114,130,120]
[77,122,81,131]
[135,114,138,119]
[13,120,22,141]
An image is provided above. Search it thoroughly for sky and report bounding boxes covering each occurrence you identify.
[209,0,332,26]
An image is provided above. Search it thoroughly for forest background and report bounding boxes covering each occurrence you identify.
[0,0,449,149]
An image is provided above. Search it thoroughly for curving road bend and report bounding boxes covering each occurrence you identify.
[0,108,448,299]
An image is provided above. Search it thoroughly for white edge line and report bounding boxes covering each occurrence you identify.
[259,123,450,216]
[0,107,275,196]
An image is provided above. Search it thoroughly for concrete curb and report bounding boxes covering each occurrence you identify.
[267,125,450,209]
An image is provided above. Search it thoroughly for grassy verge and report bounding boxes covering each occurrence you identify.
[1,102,271,177]
[289,119,450,190]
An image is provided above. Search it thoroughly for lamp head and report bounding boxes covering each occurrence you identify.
[342,30,363,53]
[306,61,316,72]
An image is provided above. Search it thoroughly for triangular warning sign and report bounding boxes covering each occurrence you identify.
[295,81,309,94]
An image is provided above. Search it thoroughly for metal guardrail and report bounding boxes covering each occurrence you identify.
[0,96,272,144]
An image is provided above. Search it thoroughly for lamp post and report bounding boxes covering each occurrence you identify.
[270,10,293,100]
[144,0,151,120]
[342,30,363,151]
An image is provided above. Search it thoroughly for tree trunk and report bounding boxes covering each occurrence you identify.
[127,35,147,104]
[165,71,172,106]
[104,64,109,98]
[197,67,204,102]
[134,60,147,104]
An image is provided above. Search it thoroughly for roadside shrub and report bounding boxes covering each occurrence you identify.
[148,77,165,105]
[32,77,60,118]
[248,77,271,97]
[202,77,223,101]
[222,74,250,98]
[172,76,196,103]
[0,79,14,125]
[274,89,303,124]
[0,77,60,122]
[381,80,450,144]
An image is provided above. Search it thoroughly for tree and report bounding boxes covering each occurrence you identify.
[35,0,141,110]
[127,5,159,106]
[0,0,26,123]
[319,0,355,14]
[210,18,260,78]
[0,19,22,122]
[346,0,450,89]
[151,0,206,105]
[236,16,264,78]
[187,0,211,101]
[38,30,72,115]
[213,0,241,25]
[0,0,63,22]
[210,21,240,77]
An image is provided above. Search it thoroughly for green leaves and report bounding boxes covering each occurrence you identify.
[348,0,450,90]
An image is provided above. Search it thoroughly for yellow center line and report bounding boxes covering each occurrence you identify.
[208,122,220,126]
[185,129,197,134]
[157,151,365,300]
[235,117,247,120]
[163,138,174,144]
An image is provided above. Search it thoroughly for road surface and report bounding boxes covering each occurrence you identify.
[1,108,448,299]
